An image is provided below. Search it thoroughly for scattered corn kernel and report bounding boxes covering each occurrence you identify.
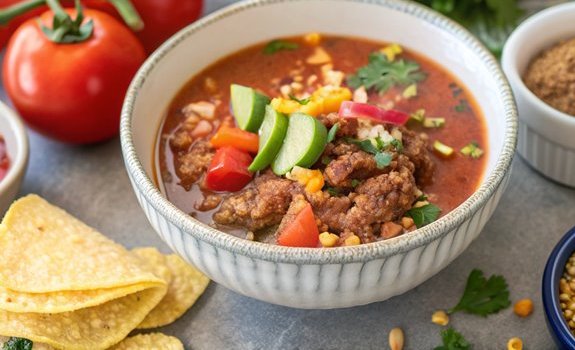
[304,32,322,46]
[344,234,361,246]
[413,200,429,208]
[286,166,324,193]
[431,310,449,326]
[380,43,403,61]
[319,232,339,247]
[312,86,352,113]
[513,299,534,317]
[507,337,523,350]
[388,327,404,350]
[401,217,415,229]
[307,47,332,65]
[402,84,417,99]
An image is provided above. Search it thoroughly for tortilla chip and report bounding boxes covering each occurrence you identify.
[109,333,184,350]
[138,254,210,329]
[0,195,162,293]
[0,287,167,350]
[132,247,172,284]
[0,336,55,349]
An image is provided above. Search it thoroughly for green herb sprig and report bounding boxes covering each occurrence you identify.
[346,137,400,169]
[2,337,33,350]
[263,40,299,55]
[406,203,441,228]
[448,269,511,317]
[347,52,426,94]
[434,328,471,350]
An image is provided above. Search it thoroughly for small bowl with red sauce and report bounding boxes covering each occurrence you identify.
[0,101,28,214]
[121,0,517,308]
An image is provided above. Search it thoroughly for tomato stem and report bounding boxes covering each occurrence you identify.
[0,0,45,25]
[107,0,143,31]
[40,0,94,44]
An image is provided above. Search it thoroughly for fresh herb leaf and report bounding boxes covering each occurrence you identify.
[351,179,361,187]
[263,40,299,55]
[347,52,426,94]
[327,123,340,143]
[454,99,469,113]
[3,338,33,350]
[321,155,332,166]
[374,152,393,169]
[391,139,403,153]
[434,328,471,350]
[326,187,340,196]
[407,203,441,228]
[417,194,428,201]
[346,138,380,155]
[415,0,524,56]
[448,269,511,317]
[289,94,311,105]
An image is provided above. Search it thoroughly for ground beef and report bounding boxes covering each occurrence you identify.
[318,113,358,138]
[400,127,435,186]
[176,140,214,190]
[195,194,222,211]
[213,172,302,231]
[324,150,381,188]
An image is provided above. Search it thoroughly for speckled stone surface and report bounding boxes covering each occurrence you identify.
[0,0,570,348]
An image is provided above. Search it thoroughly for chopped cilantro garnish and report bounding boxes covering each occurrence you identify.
[289,94,311,105]
[407,203,441,228]
[263,40,299,55]
[327,123,340,143]
[374,152,393,169]
[454,99,469,113]
[321,155,332,166]
[325,187,340,196]
[347,52,426,94]
[461,142,484,159]
[351,179,361,187]
[434,328,471,350]
[448,269,511,317]
[391,139,403,153]
[2,338,33,350]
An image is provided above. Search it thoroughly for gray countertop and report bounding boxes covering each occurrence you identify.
[1,0,570,349]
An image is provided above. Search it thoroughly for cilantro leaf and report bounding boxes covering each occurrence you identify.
[391,139,403,153]
[347,52,426,94]
[448,269,511,317]
[434,328,471,350]
[351,179,361,187]
[407,203,441,228]
[289,94,311,105]
[327,123,340,143]
[346,138,380,155]
[454,99,469,113]
[415,0,524,56]
[325,187,340,196]
[374,152,392,169]
[263,40,298,55]
[3,338,33,350]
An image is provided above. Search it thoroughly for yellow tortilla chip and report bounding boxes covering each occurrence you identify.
[132,247,172,284]
[109,333,184,350]
[0,287,166,350]
[0,195,162,293]
[138,254,210,329]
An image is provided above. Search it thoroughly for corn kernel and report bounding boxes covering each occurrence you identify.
[380,43,403,61]
[304,32,322,46]
[286,166,324,193]
[513,299,534,318]
[507,337,523,350]
[401,217,415,229]
[307,47,332,65]
[305,176,324,193]
[319,232,339,247]
[389,328,404,350]
[431,310,449,326]
[270,98,300,114]
[312,86,352,113]
[299,99,323,116]
[344,234,361,246]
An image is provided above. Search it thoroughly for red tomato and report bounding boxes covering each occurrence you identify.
[205,147,253,192]
[277,203,319,248]
[3,9,146,144]
[0,0,46,49]
[130,0,203,53]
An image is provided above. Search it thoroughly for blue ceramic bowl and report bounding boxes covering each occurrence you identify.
[543,226,575,349]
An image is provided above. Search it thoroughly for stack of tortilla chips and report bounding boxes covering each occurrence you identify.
[0,195,209,349]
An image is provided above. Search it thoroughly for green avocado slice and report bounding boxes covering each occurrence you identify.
[271,113,327,175]
[230,84,270,132]
[249,106,289,172]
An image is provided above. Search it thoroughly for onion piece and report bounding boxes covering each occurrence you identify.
[338,101,410,125]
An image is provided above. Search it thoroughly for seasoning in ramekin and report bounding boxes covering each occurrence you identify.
[559,252,575,333]
[524,37,575,116]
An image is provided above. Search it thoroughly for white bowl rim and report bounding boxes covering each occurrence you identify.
[0,101,28,195]
[502,1,575,128]
[120,0,518,264]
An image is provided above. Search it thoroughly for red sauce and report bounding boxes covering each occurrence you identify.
[155,35,487,239]
[0,136,10,182]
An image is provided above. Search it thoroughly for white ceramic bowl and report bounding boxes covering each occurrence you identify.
[502,2,575,187]
[121,0,517,309]
[0,101,28,215]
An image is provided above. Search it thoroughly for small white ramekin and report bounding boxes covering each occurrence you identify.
[502,2,575,187]
[0,101,28,214]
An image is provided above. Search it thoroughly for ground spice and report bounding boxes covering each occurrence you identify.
[524,37,575,116]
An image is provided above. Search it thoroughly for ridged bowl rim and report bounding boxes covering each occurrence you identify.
[120,0,518,264]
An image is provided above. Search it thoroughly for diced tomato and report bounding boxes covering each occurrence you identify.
[205,147,253,192]
[210,126,259,153]
[277,203,319,248]
[338,101,410,125]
